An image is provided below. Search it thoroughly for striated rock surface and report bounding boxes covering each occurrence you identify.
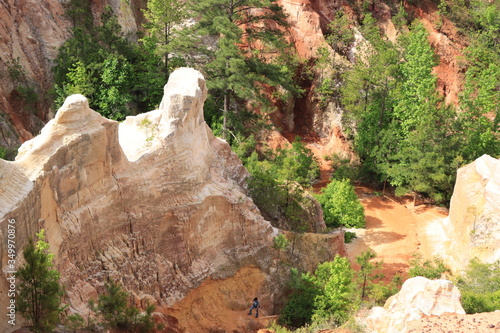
[426,154,500,273]
[361,277,465,333]
[0,0,70,143]
[0,0,145,148]
[0,68,344,332]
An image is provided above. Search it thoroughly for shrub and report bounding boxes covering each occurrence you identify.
[461,290,500,314]
[344,231,357,243]
[280,256,355,328]
[408,254,450,279]
[91,279,161,332]
[312,256,355,325]
[279,268,319,328]
[455,259,500,314]
[318,179,365,228]
[16,230,64,332]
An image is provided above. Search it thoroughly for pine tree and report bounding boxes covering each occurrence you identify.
[142,0,186,79]
[183,0,298,140]
[16,230,64,332]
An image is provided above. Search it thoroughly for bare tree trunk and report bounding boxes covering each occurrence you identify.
[165,24,170,80]
[223,91,230,141]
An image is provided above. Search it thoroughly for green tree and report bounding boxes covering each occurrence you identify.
[279,268,320,327]
[341,14,401,180]
[455,259,500,314]
[96,55,133,120]
[312,256,355,325]
[244,139,319,232]
[326,9,354,56]
[142,0,186,79]
[184,0,298,140]
[318,179,365,228]
[95,279,129,328]
[16,230,64,332]
[280,256,355,327]
[355,250,384,300]
[55,5,164,118]
[91,279,161,332]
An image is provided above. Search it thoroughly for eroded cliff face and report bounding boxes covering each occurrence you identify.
[271,0,466,166]
[0,0,145,148]
[0,68,344,332]
[0,0,69,144]
[423,155,500,273]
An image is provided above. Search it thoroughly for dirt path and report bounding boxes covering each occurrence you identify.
[346,187,449,282]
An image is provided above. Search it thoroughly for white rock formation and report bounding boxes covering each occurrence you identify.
[361,276,465,333]
[426,154,500,273]
[0,68,344,333]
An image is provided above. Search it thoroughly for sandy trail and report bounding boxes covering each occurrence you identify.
[346,187,449,282]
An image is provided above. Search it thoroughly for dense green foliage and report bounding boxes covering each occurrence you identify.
[280,252,398,329]
[55,2,165,120]
[280,256,355,327]
[181,0,300,140]
[241,138,320,231]
[340,8,499,203]
[16,230,64,332]
[455,259,500,314]
[318,179,365,228]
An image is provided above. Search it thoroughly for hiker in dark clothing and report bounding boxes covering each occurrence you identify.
[247,297,260,318]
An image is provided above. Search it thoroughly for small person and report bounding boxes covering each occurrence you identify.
[247,297,260,318]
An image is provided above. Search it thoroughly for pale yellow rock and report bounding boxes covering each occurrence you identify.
[361,277,465,333]
[0,68,343,332]
[426,155,500,273]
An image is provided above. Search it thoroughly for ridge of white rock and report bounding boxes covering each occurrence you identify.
[0,67,344,333]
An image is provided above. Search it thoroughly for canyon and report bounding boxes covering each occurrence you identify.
[0,0,499,332]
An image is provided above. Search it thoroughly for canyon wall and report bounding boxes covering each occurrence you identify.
[426,155,500,273]
[0,0,144,150]
[0,68,344,332]
[1,0,466,162]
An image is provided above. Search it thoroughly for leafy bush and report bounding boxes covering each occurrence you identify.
[455,259,500,314]
[0,146,18,161]
[344,231,357,243]
[312,256,355,324]
[408,254,450,279]
[461,290,500,314]
[280,269,320,328]
[368,274,402,306]
[280,256,355,328]
[63,314,85,330]
[318,179,365,228]
[243,139,320,232]
[91,279,161,332]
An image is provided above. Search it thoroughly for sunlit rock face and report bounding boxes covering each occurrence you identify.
[0,68,345,332]
[425,154,500,273]
[361,277,465,333]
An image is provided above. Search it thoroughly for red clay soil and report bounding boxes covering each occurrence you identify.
[346,186,448,282]
[342,187,500,333]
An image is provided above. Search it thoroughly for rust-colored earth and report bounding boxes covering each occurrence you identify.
[347,187,448,282]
